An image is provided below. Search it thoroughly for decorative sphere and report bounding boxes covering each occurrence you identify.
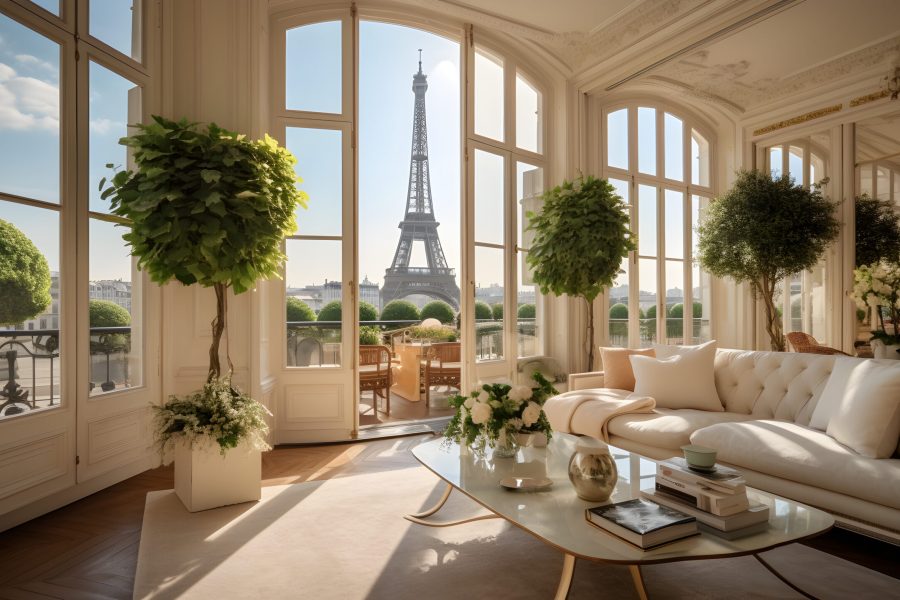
[420,318,442,328]
[568,437,618,502]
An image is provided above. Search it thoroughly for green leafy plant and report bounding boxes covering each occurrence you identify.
[381,299,420,321]
[697,170,838,351]
[420,300,455,324]
[407,324,458,342]
[517,303,536,319]
[0,219,51,326]
[316,300,342,322]
[491,303,503,320]
[474,301,492,320]
[101,116,307,452]
[850,261,900,345]
[609,302,628,341]
[526,175,635,369]
[359,326,383,345]
[359,301,379,322]
[855,194,900,267]
[286,297,316,322]
[89,299,131,353]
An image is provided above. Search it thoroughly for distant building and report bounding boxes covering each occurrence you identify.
[289,277,382,313]
[18,272,60,331]
[90,279,132,312]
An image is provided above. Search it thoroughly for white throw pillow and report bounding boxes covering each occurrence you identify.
[630,340,723,411]
[809,356,868,430]
[824,357,900,459]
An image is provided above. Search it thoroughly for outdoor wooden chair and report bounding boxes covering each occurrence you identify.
[786,332,849,356]
[423,342,461,406]
[359,344,392,415]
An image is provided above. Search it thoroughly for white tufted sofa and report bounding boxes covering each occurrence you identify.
[550,348,900,540]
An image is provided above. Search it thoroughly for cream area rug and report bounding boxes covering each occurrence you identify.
[135,465,898,599]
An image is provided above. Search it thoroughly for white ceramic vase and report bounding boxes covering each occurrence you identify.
[870,339,900,360]
[174,439,262,512]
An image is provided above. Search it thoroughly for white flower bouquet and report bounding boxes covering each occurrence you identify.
[443,372,557,455]
[851,260,900,345]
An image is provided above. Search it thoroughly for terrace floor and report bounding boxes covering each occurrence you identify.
[358,387,456,427]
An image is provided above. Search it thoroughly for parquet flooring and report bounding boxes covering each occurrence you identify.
[0,433,896,599]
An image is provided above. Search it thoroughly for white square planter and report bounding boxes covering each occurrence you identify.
[174,440,262,512]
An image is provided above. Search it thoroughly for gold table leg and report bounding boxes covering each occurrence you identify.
[404,481,500,527]
[553,553,576,600]
[629,564,649,600]
[754,553,817,599]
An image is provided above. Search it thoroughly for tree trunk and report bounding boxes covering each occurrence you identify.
[758,277,784,352]
[208,283,227,382]
[585,296,595,371]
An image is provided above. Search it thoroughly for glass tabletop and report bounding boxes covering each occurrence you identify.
[411,432,834,564]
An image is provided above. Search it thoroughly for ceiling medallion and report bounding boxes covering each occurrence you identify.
[753,104,843,137]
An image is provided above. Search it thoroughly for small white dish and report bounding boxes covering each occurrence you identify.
[499,476,553,491]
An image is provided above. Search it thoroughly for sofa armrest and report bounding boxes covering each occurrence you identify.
[567,371,606,391]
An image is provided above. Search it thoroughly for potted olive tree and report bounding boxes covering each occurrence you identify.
[697,170,838,351]
[526,175,635,370]
[102,116,307,511]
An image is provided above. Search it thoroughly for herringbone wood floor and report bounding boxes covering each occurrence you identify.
[0,434,896,599]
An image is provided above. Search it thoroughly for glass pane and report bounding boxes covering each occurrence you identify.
[692,195,711,343]
[90,0,141,61]
[474,48,503,141]
[0,14,60,203]
[285,127,342,236]
[515,72,541,153]
[517,250,540,357]
[664,260,684,344]
[608,259,629,348]
[788,146,803,183]
[664,113,683,181]
[810,152,825,185]
[517,162,542,250]
[858,164,873,196]
[876,166,891,201]
[607,109,628,170]
[638,184,656,256]
[90,61,141,213]
[769,146,783,178]
[637,107,656,175]
[806,262,827,342]
[0,202,61,417]
[474,149,504,245]
[286,239,342,367]
[895,171,900,205]
[638,258,657,348]
[609,178,629,205]
[286,21,342,114]
[89,219,141,395]
[475,245,503,361]
[664,189,683,259]
[691,129,710,187]
[29,0,60,16]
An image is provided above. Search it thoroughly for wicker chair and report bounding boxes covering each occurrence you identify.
[423,342,461,406]
[359,344,392,415]
[786,332,850,356]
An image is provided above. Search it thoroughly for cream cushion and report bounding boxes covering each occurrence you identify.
[691,420,900,509]
[823,358,900,458]
[599,347,655,391]
[606,409,753,451]
[809,356,870,430]
[630,340,723,411]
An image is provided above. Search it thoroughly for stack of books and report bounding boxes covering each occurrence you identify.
[641,457,770,540]
[585,498,698,549]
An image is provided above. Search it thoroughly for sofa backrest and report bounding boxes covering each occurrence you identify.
[713,349,852,425]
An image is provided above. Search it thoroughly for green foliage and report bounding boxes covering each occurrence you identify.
[609,303,628,319]
[491,303,503,320]
[697,170,839,350]
[474,301,492,320]
[420,300,455,324]
[855,194,900,267]
[101,116,307,295]
[668,302,702,319]
[381,300,420,321]
[89,300,131,327]
[359,326,382,345]
[517,303,536,319]
[317,300,342,322]
[408,325,458,342]
[286,297,316,322]
[0,219,51,326]
[359,301,379,322]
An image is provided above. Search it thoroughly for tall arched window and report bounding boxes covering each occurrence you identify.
[602,103,714,348]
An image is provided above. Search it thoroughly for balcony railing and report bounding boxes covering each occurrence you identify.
[0,327,135,418]
[608,317,711,347]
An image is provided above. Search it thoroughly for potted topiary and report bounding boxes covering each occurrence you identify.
[101,116,307,511]
[527,175,635,370]
[697,170,839,351]
[420,300,455,324]
[88,299,132,392]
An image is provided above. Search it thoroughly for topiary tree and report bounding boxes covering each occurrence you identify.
[359,301,379,322]
[856,193,900,267]
[527,175,635,369]
[608,302,628,341]
[491,303,503,320]
[0,219,51,326]
[102,116,306,455]
[381,299,420,322]
[474,301,492,321]
[286,297,315,322]
[317,300,342,322]
[420,300,455,324]
[517,303,536,319]
[697,170,838,351]
[89,299,131,327]
[609,303,628,320]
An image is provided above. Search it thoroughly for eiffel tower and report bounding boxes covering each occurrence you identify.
[382,51,460,310]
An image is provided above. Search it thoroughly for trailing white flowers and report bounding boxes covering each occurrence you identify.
[851,260,900,344]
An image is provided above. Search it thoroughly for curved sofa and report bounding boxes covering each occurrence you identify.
[545,349,900,541]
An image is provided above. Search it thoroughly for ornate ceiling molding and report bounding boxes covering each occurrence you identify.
[752,104,843,137]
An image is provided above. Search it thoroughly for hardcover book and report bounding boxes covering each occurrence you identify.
[641,488,770,532]
[585,498,698,549]
[658,458,746,494]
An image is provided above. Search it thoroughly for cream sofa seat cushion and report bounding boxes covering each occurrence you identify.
[605,409,753,451]
[691,420,900,509]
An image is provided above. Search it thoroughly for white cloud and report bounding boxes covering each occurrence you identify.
[15,53,57,75]
[90,117,124,135]
[0,62,59,132]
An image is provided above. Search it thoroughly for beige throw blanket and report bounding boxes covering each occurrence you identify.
[544,390,656,442]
